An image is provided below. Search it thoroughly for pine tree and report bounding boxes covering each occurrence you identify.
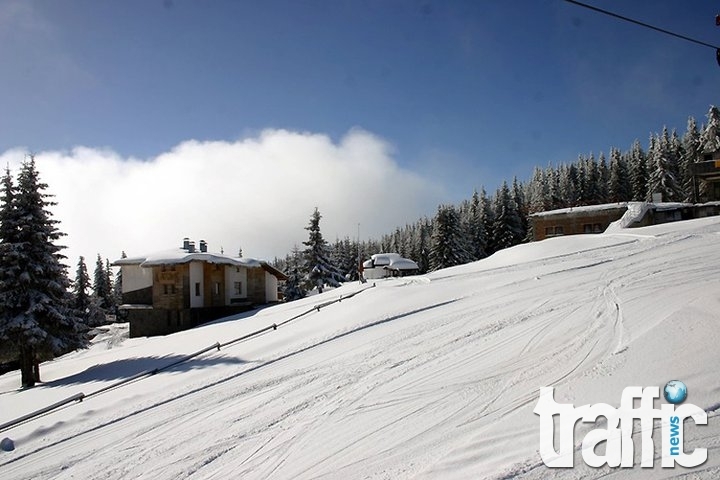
[114,251,126,305]
[545,165,561,209]
[608,147,631,202]
[302,208,344,293]
[492,181,524,251]
[699,105,720,154]
[584,154,603,204]
[429,205,468,271]
[466,190,487,260]
[628,140,648,201]
[646,134,684,202]
[480,188,496,255]
[512,177,528,243]
[74,256,91,317]
[74,256,105,327]
[282,245,306,301]
[528,166,550,213]
[93,254,113,311]
[680,117,701,202]
[598,153,609,203]
[0,157,87,387]
[415,218,432,273]
[558,164,578,208]
[0,166,22,366]
[331,236,359,281]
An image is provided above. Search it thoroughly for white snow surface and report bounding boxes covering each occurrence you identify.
[2,217,720,479]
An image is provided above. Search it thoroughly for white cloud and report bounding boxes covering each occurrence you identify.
[0,129,444,271]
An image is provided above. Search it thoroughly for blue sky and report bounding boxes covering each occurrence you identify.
[0,0,718,262]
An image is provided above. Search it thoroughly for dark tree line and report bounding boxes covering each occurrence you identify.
[274,106,720,296]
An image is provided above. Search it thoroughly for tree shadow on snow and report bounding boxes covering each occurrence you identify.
[43,354,247,387]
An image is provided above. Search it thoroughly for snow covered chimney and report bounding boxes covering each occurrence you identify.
[188,241,196,253]
[183,237,190,251]
[199,240,207,253]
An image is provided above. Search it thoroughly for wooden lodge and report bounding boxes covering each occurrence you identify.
[530,202,720,241]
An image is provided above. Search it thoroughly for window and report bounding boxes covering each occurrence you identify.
[583,224,592,234]
[163,284,169,295]
[234,281,242,296]
[195,282,201,296]
[214,282,220,295]
[593,223,603,233]
[545,226,563,237]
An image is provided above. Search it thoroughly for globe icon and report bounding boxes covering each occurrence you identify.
[663,380,687,404]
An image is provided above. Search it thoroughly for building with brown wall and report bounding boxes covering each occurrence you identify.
[691,149,720,202]
[529,202,720,241]
[529,204,629,241]
[114,239,287,338]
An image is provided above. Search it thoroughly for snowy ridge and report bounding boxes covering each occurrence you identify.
[1,217,719,479]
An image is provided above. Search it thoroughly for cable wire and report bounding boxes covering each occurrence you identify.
[564,0,719,50]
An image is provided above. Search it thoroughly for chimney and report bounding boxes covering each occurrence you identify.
[188,241,196,253]
[183,237,190,251]
[199,240,207,253]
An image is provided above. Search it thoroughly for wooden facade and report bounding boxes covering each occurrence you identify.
[530,205,628,241]
[691,150,720,202]
[530,202,720,242]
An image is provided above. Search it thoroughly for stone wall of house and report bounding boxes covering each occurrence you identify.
[247,268,266,304]
[127,305,255,338]
[128,308,193,338]
[152,264,190,310]
[203,263,226,307]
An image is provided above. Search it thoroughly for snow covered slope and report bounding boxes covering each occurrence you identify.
[1,217,719,479]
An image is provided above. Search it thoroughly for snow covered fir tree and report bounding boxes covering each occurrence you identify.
[73,256,106,327]
[429,205,469,271]
[281,245,306,301]
[0,157,87,388]
[93,253,117,313]
[302,208,344,293]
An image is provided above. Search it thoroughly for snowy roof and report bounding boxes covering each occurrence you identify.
[370,253,402,266]
[528,202,628,218]
[363,253,418,271]
[385,258,419,271]
[113,249,287,280]
[651,202,694,211]
[529,201,700,219]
